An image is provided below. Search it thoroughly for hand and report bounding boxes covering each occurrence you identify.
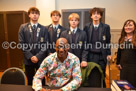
[81,61,87,67]
[107,55,112,61]
[31,56,38,63]
[116,64,122,70]
[31,56,35,63]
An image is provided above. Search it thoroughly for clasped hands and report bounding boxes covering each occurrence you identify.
[31,56,38,63]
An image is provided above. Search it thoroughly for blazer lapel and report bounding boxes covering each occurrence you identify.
[57,25,61,38]
[48,24,54,42]
[37,23,41,42]
[27,23,33,43]
[67,29,72,44]
[89,24,93,42]
[98,23,104,41]
[75,28,80,43]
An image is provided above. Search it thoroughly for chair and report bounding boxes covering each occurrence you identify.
[81,62,104,87]
[0,67,26,85]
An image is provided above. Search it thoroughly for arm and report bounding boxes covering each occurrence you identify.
[116,48,121,65]
[32,59,48,91]
[47,29,52,55]
[61,58,82,91]
[81,32,88,67]
[106,25,111,56]
[116,48,122,70]
[81,32,88,61]
[18,24,33,60]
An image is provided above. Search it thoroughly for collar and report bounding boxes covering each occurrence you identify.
[52,24,59,29]
[31,22,38,27]
[55,52,69,63]
[125,36,132,41]
[70,27,77,34]
[93,23,99,28]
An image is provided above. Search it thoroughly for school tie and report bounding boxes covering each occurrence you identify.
[72,30,76,43]
[54,26,57,32]
[33,25,37,42]
[94,27,98,31]
[33,25,36,30]
[72,30,75,34]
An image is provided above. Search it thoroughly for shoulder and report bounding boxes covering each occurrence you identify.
[45,24,52,29]
[43,52,57,63]
[20,23,29,28]
[83,22,92,32]
[61,29,69,35]
[38,23,45,28]
[48,24,52,27]
[78,28,85,34]
[59,25,66,31]
[84,22,91,27]
[77,28,87,36]
[19,23,30,32]
[68,52,80,63]
[39,24,48,31]
[101,22,110,28]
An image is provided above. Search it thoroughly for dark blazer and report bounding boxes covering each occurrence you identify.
[84,22,111,63]
[46,24,66,53]
[18,23,49,65]
[60,28,88,62]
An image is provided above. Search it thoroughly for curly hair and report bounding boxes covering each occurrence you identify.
[89,7,103,17]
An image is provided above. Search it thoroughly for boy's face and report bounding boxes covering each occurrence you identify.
[91,11,101,21]
[29,11,39,22]
[51,13,60,23]
[69,17,79,28]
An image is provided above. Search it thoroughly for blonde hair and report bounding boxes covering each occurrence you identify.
[68,13,80,21]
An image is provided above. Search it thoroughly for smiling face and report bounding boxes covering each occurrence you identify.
[55,38,69,62]
[119,20,136,45]
[124,21,135,35]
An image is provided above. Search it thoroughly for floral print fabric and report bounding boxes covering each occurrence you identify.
[32,52,82,91]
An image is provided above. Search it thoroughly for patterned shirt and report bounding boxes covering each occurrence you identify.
[32,52,82,91]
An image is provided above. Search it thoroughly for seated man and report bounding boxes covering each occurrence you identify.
[32,38,82,91]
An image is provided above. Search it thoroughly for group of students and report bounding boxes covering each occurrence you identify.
[18,6,136,91]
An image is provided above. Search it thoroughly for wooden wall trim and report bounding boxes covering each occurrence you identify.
[3,12,10,68]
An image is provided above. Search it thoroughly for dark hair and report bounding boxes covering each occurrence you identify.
[119,19,136,47]
[89,7,103,17]
[28,7,40,15]
[50,10,61,17]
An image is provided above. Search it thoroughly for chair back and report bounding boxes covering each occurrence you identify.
[0,67,26,85]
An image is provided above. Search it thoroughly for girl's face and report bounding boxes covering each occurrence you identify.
[124,21,135,35]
